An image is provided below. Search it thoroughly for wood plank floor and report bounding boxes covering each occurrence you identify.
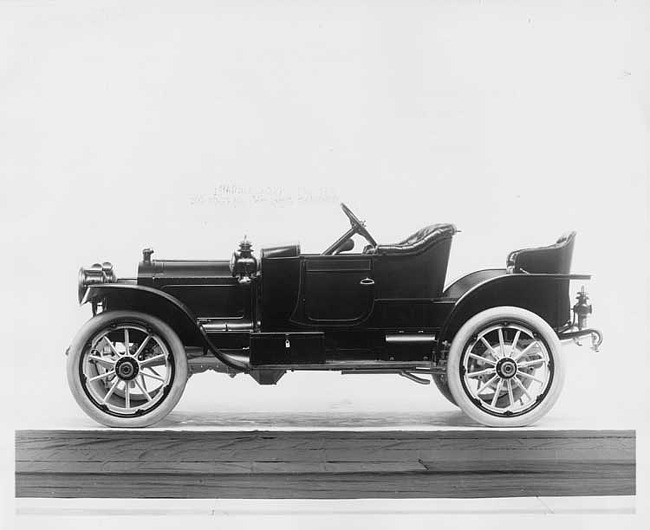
[15,429,635,499]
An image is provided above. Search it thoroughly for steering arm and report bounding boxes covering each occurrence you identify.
[322,203,377,255]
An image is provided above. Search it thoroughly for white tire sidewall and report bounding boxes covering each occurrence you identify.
[432,374,458,407]
[447,306,565,427]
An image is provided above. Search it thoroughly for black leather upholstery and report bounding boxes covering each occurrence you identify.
[506,232,576,274]
[366,223,457,255]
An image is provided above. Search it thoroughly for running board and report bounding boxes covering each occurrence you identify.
[253,360,444,373]
[188,355,446,377]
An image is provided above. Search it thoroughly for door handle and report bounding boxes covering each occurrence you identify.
[360,277,375,286]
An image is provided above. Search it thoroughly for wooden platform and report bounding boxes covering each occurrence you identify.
[15,429,635,499]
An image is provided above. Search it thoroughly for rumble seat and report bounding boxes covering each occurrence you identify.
[506,231,576,274]
[366,223,457,255]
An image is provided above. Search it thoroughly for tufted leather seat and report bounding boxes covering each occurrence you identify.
[506,231,576,274]
[365,223,457,255]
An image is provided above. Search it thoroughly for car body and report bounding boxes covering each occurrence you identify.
[67,203,602,427]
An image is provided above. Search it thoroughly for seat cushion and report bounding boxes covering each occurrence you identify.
[369,223,457,255]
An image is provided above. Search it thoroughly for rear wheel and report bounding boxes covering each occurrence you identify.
[432,374,457,406]
[67,310,188,428]
[447,306,564,427]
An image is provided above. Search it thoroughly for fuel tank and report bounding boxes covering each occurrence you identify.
[138,254,249,320]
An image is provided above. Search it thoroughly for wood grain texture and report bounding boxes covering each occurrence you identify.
[15,429,635,499]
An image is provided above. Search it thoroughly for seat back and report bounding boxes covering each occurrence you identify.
[506,232,576,274]
[369,224,457,299]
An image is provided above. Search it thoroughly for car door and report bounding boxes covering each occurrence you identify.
[291,255,375,326]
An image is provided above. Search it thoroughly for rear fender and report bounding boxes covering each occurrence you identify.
[436,273,590,357]
[83,283,247,371]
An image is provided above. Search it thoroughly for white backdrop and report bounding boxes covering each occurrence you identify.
[1,0,649,523]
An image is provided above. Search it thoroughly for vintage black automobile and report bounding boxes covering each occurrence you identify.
[68,203,602,428]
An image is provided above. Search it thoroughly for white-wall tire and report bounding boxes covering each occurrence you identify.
[432,374,457,406]
[66,310,188,428]
[447,306,564,427]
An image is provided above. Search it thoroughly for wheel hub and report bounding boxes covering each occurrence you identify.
[496,358,517,379]
[115,357,139,381]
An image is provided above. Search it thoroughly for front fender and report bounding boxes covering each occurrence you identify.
[436,273,591,356]
[83,283,248,371]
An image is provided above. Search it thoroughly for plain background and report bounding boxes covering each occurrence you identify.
[1,0,648,528]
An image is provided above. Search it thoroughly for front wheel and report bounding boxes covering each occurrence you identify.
[66,310,188,428]
[447,306,565,427]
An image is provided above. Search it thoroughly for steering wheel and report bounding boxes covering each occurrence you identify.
[341,203,377,247]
